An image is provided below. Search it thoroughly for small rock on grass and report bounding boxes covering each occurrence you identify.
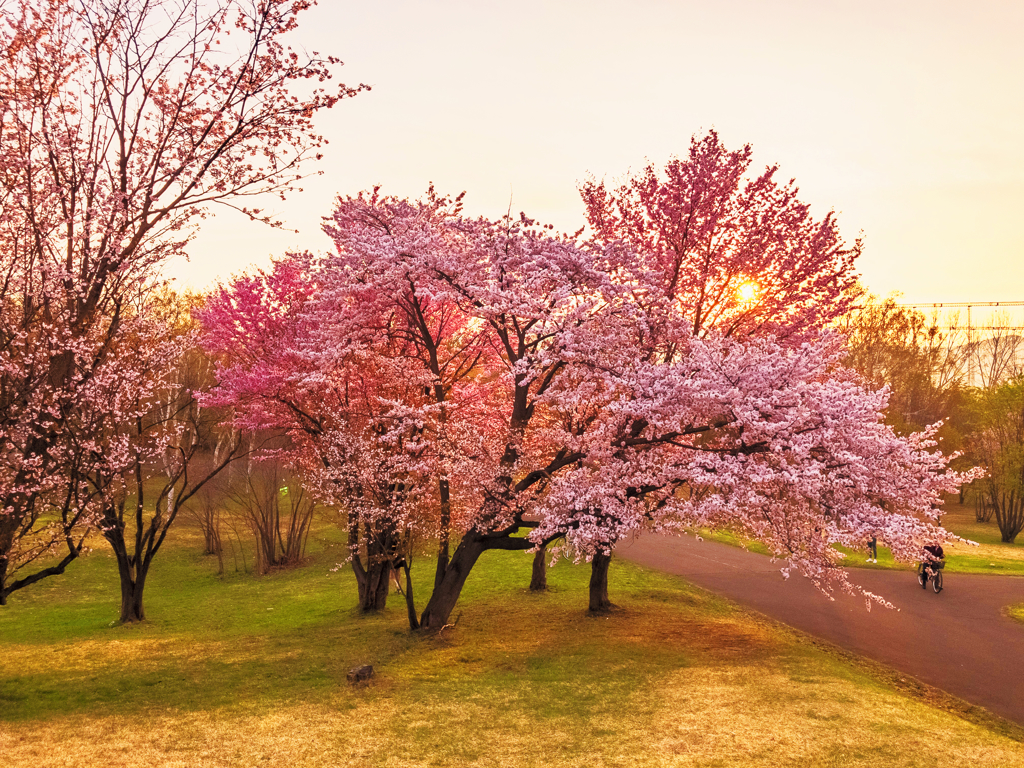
[347,665,374,684]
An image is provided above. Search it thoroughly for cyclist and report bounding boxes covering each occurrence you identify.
[919,542,945,590]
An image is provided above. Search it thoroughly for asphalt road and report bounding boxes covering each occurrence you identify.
[617,534,1024,726]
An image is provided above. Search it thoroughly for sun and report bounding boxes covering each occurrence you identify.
[737,281,758,304]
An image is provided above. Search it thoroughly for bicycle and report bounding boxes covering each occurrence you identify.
[917,561,944,593]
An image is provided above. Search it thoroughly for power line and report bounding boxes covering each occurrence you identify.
[943,326,1024,332]
[893,302,1024,332]
[896,301,1024,309]
[888,302,1024,384]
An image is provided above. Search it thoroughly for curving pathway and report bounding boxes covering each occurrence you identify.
[617,534,1024,726]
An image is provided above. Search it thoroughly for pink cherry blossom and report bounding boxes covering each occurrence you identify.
[202,181,976,628]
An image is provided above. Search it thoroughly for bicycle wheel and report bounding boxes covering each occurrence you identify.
[918,567,927,589]
[932,570,943,593]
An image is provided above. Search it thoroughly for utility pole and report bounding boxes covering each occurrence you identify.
[967,304,973,386]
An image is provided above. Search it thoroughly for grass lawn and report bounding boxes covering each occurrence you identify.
[701,502,1024,576]
[2,521,1023,767]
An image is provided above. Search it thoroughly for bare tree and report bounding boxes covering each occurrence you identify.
[89,296,247,623]
[971,316,1024,390]
[967,378,1024,543]
[187,474,225,555]
[972,491,995,523]
[230,462,316,575]
[840,296,969,433]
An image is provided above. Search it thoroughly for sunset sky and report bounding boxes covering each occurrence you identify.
[172,0,1024,310]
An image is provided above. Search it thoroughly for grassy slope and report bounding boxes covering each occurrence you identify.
[928,503,1024,573]
[1,522,1023,767]
[702,502,1024,575]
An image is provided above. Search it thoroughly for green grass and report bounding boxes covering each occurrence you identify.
[697,528,772,556]
[700,503,1024,576]
[1006,605,1024,625]
[2,519,1023,767]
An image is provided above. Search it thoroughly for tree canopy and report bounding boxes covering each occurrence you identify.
[202,142,973,630]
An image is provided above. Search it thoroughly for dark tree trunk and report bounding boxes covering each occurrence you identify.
[349,515,399,612]
[975,494,994,523]
[588,552,614,613]
[369,562,391,610]
[994,490,1023,544]
[434,477,451,593]
[353,555,391,612]
[119,575,146,624]
[202,525,222,557]
[112,545,148,623]
[401,563,419,630]
[419,533,486,631]
[529,545,548,591]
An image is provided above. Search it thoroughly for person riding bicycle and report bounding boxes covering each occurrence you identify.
[921,542,945,583]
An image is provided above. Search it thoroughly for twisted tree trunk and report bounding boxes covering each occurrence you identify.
[419,533,487,631]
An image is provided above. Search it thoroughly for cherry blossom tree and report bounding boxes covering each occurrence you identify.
[92,296,245,624]
[0,0,363,602]
[204,186,974,632]
[200,253,447,624]
[580,129,859,341]
[320,187,494,596]
[0,305,119,603]
[300,193,618,628]
[563,130,865,607]
[529,333,975,601]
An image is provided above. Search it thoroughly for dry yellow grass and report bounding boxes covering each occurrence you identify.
[3,659,1024,768]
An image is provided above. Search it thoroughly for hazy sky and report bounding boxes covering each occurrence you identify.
[170,0,1024,306]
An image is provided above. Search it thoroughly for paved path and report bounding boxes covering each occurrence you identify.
[617,534,1024,726]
